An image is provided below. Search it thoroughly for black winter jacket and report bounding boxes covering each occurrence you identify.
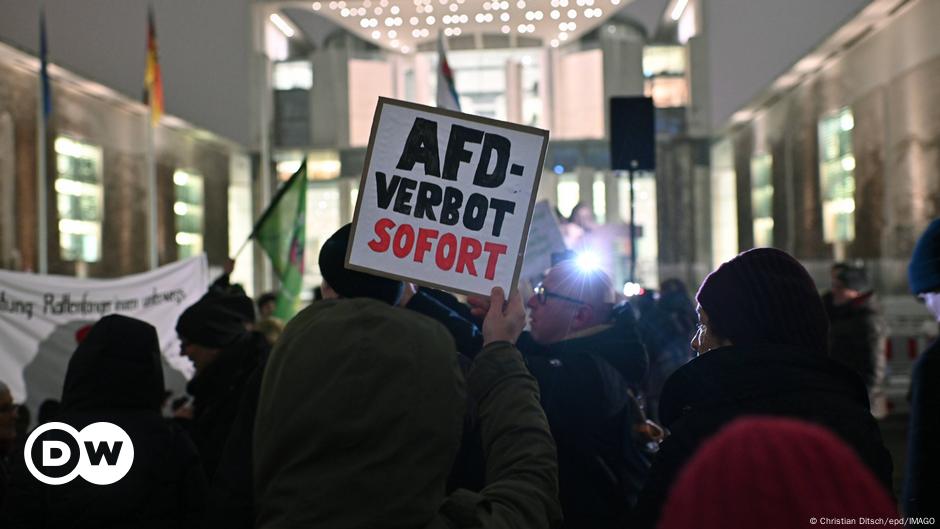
[823,292,886,392]
[632,343,894,529]
[184,331,268,480]
[903,338,940,517]
[519,303,649,529]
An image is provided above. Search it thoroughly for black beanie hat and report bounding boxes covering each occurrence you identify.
[318,223,403,305]
[696,248,829,355]
[203,291,256,323]
[908,218,940,295]
[176,296,248,348]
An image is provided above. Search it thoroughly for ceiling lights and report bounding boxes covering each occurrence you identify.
[295,0,625,53]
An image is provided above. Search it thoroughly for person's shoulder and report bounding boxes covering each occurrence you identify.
[914,340,940,376]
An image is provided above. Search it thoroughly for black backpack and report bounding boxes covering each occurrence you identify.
[526,349,661,525]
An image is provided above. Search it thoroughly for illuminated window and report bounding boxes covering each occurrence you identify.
[273,61,313,90]
[308,151,342,181]
[751,153,773,247]
[54,137,102,262]
[556,173,580,218]
[710,139,738,267]
[425,48,544,125]
[618,175,658,287]
[818,108,855,243]
[643,46,688,108]
[642,46,686,77]
[593,172,606,224]
[644,77,689,108]
[303,184,341,294]
[174,170,204,259]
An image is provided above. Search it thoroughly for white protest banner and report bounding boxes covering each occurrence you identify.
[0,256,208,411]
[347,97,549,295]
[520,200,567,284]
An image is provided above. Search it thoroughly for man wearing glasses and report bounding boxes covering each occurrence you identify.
[515,259,649,529]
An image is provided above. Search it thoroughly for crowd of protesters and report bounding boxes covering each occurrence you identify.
[0,216,937,528]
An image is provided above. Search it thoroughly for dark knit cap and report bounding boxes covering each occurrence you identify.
[658,417,898,529]
[204,291,256,323]
[696,248,828,355]
[318,223,403,305]
[176,296,248,348]
[908,218,940,294]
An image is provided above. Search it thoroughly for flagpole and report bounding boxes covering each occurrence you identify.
[36,77,48,274]
[36,10,48,275]
[232,236,251,260]
[146,108,158,269]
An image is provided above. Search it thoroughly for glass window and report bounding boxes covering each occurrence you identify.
[302,183,342,296]
[750,153,773,247]
[423,47,542,124]
[593,172,606,224]
[174,170,204,259]
[556,173,580,218]
[228,154,254,296]
[618,174,658,287]
[348,60,393,146]
[521,54,543,127]
[273,61,313,90]
[275,150,306,182]
[54,137,102,262]
[644,77,689,108]
[710,139,738,267]
[642,46,686,77]
[818,107,855,243]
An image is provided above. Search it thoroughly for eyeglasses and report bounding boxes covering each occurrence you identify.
[533,283,586,306]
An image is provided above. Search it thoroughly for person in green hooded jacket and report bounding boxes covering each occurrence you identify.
[254,285,561,529]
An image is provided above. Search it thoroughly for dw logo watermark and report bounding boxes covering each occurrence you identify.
[23,422,134,485]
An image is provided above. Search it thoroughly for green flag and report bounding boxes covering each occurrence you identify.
[253,162,307,320]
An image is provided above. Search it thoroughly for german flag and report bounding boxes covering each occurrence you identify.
[144,6,164,126]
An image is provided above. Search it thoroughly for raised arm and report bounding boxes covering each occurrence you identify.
[436,287,562,529]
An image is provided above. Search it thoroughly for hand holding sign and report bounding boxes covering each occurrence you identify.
[479,286,526,346]
[347,98,548,296]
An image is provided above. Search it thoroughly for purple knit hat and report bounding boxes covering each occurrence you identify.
[696,248,829,355]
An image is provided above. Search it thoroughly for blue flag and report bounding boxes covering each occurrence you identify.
[39,10,51,120]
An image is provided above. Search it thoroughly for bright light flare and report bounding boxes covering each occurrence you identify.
[623,282,645,297]
[574,251,601,273]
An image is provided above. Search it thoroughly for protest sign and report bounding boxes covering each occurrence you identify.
[520,200,568,284]
[346,97,549,296]
[0,256,208,412]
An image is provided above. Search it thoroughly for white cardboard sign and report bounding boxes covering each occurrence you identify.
[347,98,549,296]
[520,200,568,283]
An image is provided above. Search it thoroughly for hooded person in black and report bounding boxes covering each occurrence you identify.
[175,293,269,479]
[822,263,888,418]
[1,315,207,529]
[204,224,484,528]
[631,248,894,529]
